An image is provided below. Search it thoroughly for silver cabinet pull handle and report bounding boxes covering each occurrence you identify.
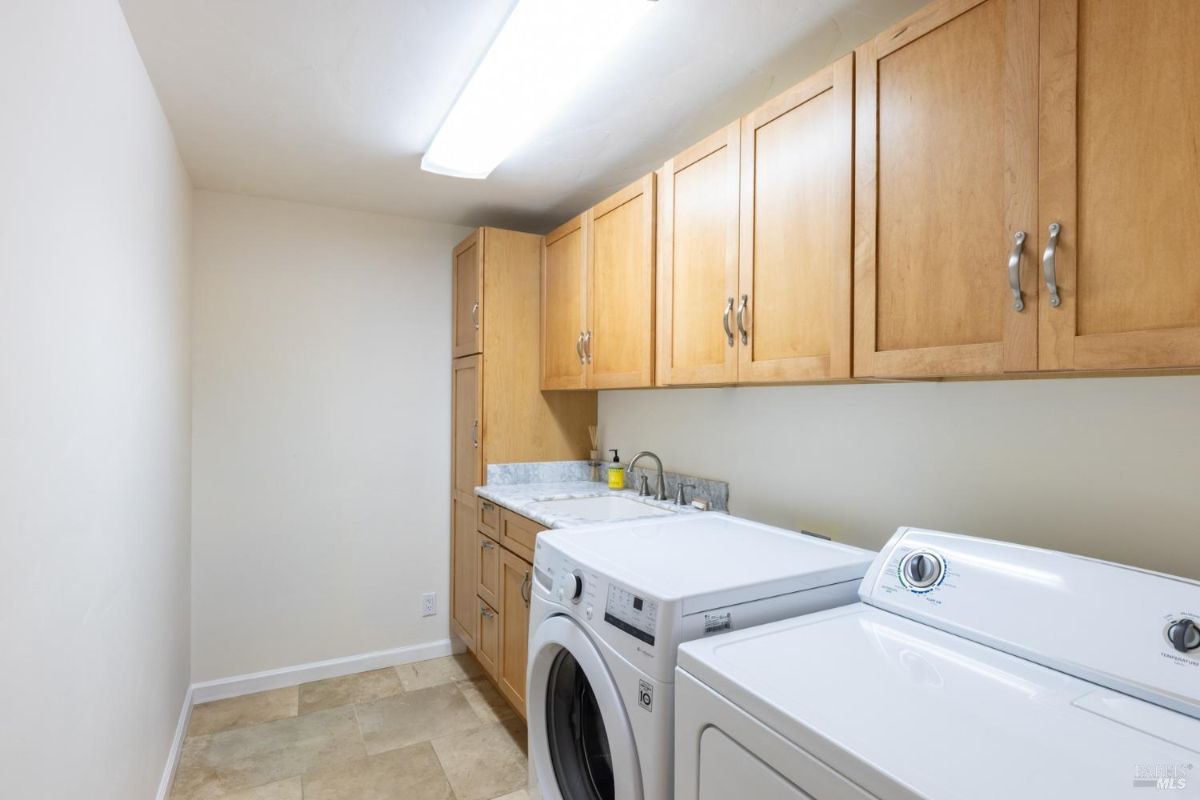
[480,539,495,551]
[480,605,495,619]
[471,301,480,330]
[583,331,592,364]
[736,294,750,345]
[1043,223,1062,308]
[722,297,735,347]
[1008,231,1027,312]
[481,501,495,512]
[471,419,479,448]
[521,572,531,606]
[575,332,585,364]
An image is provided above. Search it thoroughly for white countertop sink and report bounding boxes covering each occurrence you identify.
[525,495,677,523]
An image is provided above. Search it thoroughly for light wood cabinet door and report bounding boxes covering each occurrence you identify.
[451,355,481,504]
[450,497,477,651]
[541,215,588,390]
[854,0,1039,378]
[452,231,483,358]
[586,174,656,388]
[657,124,740,386]
[476,599,499,679]
[739,54,854,383]
[1038,0,1200,370]
[476,532,499,609]
[497,548,532,718]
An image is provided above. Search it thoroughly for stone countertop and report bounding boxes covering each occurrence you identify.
[475,480,702,529]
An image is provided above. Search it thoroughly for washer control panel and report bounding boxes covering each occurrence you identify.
[899,550,946,592]
[604,583,658,646]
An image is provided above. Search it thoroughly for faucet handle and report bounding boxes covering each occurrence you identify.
[638,474,650,497]
[675,483,695,506]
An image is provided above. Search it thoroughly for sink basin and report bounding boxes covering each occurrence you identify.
[527,495,676,523]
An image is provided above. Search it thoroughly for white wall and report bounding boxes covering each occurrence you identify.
[600,377,1200,579]
[0,2,193,799]
[190,190,471,682]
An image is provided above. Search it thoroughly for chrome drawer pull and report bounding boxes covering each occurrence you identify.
[471,301,480,329]
[480,606,495,619]
[736,294,750,345]
[575,332,585,364]
[480,540,495,551]
[1043,223,1062,308]
[722,297,735,347]
[1008,231,1026,312]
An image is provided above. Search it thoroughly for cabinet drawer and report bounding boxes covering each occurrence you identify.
[477,532,500,608]
[476,599,499,679]
[500,509,546,563]
[478,498,500,538]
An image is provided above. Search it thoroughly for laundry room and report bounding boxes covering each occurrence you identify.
[4,0,1199,798]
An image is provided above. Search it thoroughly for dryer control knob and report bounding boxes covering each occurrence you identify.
[569,571,584,603]
[1168,618,1200,653]
[902,551,942,589]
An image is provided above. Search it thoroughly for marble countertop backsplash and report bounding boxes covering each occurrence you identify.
[478,461,729,529]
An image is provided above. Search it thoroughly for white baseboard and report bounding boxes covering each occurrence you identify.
[190,637,462,704]
[155,685,194,800]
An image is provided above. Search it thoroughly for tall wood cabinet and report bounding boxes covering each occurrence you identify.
[542,175,656,390]
[449,227,596,652]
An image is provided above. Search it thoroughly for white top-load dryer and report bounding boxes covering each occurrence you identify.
[675,527,1200,799]
[526,513,874,800]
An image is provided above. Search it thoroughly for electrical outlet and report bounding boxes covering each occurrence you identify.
[421,592,437,617]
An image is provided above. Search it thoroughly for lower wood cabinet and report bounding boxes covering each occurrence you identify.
[497,547,533,719]
[477,531,500,609]
[449,497,478,650]
[476,599,499,679]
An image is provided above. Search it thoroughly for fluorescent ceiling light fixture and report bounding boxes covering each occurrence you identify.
[421,0,654,179]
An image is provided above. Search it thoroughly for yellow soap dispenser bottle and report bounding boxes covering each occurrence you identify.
[607,449,625,490]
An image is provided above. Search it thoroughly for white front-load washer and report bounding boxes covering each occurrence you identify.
[526,513,874,800]
[675,527,1200,799]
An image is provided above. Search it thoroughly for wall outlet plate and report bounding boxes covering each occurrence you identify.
[421,592,437,617]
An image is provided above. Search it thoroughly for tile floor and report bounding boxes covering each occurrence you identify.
[170,653,529,800]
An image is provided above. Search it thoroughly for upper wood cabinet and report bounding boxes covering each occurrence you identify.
[739,53,854,383]
[656,123,741,386]
[541,215,588,390]
[587,174,656,388]
[542,175,656,390]
[452,231,483,358]
[657,57,853,386]
[1038,0,1200,371]
[854,0,1039,378]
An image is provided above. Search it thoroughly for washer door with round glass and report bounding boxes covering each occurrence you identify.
[528,615,642,800]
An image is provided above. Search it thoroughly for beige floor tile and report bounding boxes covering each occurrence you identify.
[355,682,483,755]
[302,742,454,800]
[299,668,405,714]
[220,777,302,800]
[431,719,528,800]
[491,790,530,800]
[394,653,482,691]
[188,687,299,737]
[457,678,517,725]
[170,706,365,799]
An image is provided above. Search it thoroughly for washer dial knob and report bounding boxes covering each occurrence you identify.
[901,551,943,589]
[568,570,584,603]
[1167,618,1200,653]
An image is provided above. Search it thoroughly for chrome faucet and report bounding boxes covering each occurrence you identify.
[626,451,667,501]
